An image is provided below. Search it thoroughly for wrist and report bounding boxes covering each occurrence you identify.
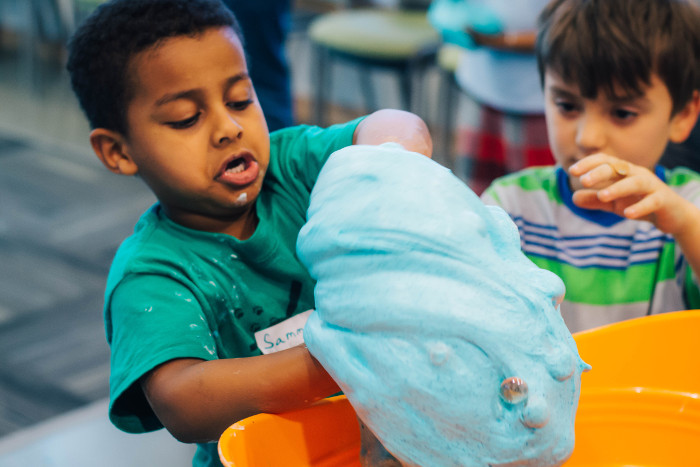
[502,33,519,47]
[673,202,700,240]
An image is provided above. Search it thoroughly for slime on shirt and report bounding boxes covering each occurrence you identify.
[297,143,590,467]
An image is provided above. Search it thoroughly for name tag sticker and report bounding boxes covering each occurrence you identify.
[255,309,313,355]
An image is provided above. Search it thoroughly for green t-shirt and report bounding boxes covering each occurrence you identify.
[103,120,361,466]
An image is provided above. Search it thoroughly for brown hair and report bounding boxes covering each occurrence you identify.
[536,0,700,115]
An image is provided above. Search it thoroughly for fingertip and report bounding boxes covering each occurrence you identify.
[579,173,593,187]
[623,206,639,219]
[571,190,588,208]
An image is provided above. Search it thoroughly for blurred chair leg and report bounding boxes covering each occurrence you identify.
[412,61,428,118]
[438,68,457,170]
[398,64,413,113]
[358,64,376,113]
[313,45,331,126]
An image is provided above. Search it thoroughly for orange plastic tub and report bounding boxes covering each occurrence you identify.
[562,310,700,466]
[218,395,361,467]
[219,310,700,467]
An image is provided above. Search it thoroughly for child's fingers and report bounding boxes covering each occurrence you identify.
[578,163,621,189]
[571,189,610,211]
[569,153,613,176]
[586,175,665,220]
[622,192,663,219]
[596,174,651,203]
[609,160,629,177]
[571,154,630,188]
[574,188,641,218]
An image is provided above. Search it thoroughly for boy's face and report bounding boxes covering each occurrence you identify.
[544,71,691,191]
[122,27,269,235]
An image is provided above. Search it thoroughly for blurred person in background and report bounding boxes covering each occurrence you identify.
[429,0,552,192]
[222,1,294,131]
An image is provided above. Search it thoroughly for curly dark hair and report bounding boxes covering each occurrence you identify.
[66,0,242,136]
[536,0,700,115]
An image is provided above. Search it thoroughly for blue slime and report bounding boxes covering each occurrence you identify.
[297,143,589,467]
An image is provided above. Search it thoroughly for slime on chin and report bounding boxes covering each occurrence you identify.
[296,143,590,467]
[235,192,247,205]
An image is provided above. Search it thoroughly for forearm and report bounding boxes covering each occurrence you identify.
[141,345,339,443]
[468,29,537,53]
[353,109,433,158]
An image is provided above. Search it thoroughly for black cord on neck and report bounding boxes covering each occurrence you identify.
[646,240,666,316]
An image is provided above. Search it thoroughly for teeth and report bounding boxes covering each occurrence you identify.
[226,159,245,174]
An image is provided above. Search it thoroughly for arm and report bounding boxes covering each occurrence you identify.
[353,109,433,158]
[467,29,537,54]
[569,153,700,277]
[141,345,339,443]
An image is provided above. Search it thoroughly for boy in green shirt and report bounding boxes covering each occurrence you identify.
[66,0,431,464]
[482,0,700,332]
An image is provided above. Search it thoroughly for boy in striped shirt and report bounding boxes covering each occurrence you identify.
[481,0,700,332]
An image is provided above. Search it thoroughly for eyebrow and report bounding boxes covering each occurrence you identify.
[548,85,580,99]
[549,84,648,105]
[608,93,649,106]
[154,72,251,107]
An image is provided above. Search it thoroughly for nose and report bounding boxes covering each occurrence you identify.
[575,114,606,155]
[212,106,243,146]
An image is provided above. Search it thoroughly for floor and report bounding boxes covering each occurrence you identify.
[0,47,145,429]
[0,4,455,465]
[0,399,196,466]
[0,27,175,462]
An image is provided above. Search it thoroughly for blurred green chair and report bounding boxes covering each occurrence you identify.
[308,5,441,126]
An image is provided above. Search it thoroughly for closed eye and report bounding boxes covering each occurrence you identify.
[228,99,254,111]
[166,112,200,129]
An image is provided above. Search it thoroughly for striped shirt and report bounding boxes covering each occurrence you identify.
[481,165,700,332]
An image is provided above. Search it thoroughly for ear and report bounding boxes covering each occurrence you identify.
[669,90,700,143]
[89,128,139,176]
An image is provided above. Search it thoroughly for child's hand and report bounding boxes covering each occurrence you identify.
[569,153,695,235]
[354,109,433,158]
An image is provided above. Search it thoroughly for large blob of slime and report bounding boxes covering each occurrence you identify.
[297,143,589,467]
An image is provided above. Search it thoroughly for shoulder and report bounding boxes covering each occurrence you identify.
[110,206,185,267]
[269,118,362,155]
[482,166,560,207]
[105,206,220,296]
[265,118,364,194]
[664,166,700,187]
[489,165,558,187]
[663,166,700,205]
[108,205,163,272]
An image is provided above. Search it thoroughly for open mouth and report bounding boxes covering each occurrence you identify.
[217,153,259,187]
[225,157,247,174]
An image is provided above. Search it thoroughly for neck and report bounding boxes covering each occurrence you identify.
[162,205,259,240]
